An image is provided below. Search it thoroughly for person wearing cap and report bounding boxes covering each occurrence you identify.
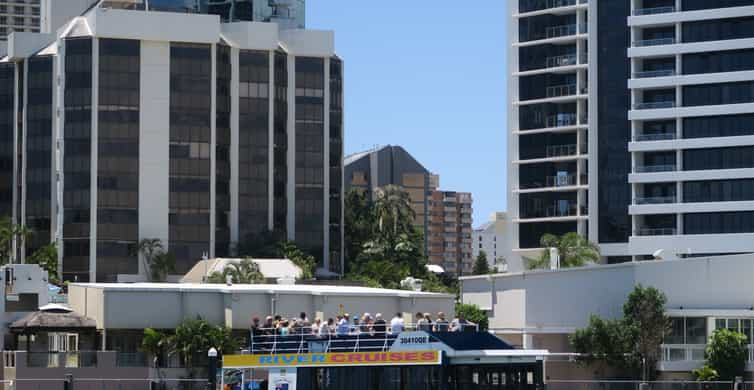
[373,313,387,335]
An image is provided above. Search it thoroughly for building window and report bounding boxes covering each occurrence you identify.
[215,44,231,257]
[169,43,211,273]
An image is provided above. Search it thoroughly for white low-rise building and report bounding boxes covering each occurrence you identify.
[461,253,754,379]
[472,212,512,272]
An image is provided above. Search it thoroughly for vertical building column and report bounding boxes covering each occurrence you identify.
[322,57,331,271]
[268,50,275,231]
[339,62,346,275]
[50,56,58,248]
[230,48,240,246]
[139,41,170,278]
[55,41,65,280]
[210,44,217,259]
[11,62,19,261]
[20,60,28,262]
[587,0,599,245]
[286,55,296,240]
[89,38,100,282]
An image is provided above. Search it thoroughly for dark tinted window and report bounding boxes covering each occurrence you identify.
[273,51,288,233]
[520,221,577,249]
[683,17,754,43]
[684,81,754,106]
[685,212,754,234]
[684,179,754,203]
[238,50,270,242]
[0,64,12,219]
[329,57,343,274]
[169,43,211,273]
[598,0,631,243]
[684,49,754,75]
[684,146,754,170]
[216,44,231,257]
[62,38,93,282]
[97,38,140,281]
[295,57,325,265]
[25,56,53,256]
[684,114,754,138]
[683,0,754,11]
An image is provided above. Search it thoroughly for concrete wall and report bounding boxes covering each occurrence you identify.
[462,253,754,332]
[69,284,455,331]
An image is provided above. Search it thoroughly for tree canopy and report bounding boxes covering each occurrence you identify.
[570,285,669,380]
[703,329,748,381]
[472,251,491,275]
[207,258,264,284]
[527,232,600,270]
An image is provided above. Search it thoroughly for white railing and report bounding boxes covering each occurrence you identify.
[634,69,676,78]
[546,54,578,68]
[546,24,577,39]
[546,84,577,98]
[634,132,676,141]
[634,196,677,205]
[661,344,706,362]
[546,174,577,187]
[634,37,676,47]
[634,101,675,110]
[634,164,676,173]
[633,6,676,16]
[637,228,677,236]
[546,113,577,128]
[546,144,578,158]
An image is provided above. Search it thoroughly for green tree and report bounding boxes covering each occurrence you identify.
[692,365,720,382]
[472,251,490,275]
[27,243,59,284]
[207,258,264,284]
[344,189,374,271]
[704,329,748,381]
[0,217,32,265]
[171,317,239,367]
[570,285,669,380]
[150,252,176,282]
[527,232,600,270]
[279,241,316,280]
[141,328,169,367]
[455,303,488,331]
[623,285,670,380]
[373,185,416,243]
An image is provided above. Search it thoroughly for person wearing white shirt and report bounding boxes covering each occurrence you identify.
[389,312,404,334]
[336,313,351,336]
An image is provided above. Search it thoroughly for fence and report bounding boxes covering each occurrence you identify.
[0,379,208,390]
[546,381,749,390]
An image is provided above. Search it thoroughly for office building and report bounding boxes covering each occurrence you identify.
[508,0,754,266]
[0,0,98,41]
[427,190,473,275]
[0,1,343,282]
[344,145,439,255]
[472,212,510,272]
[344,146,473,274]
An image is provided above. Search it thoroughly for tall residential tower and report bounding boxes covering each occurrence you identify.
[508,0,754,267]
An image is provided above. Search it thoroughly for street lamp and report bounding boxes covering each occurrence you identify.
[208,347,218,390]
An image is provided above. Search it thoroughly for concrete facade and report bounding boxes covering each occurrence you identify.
[461,253,754,376]
[472,212,511,273]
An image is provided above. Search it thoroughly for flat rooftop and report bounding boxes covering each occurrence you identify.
[70,282,454,298]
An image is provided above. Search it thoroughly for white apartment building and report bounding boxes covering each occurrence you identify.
[508,0,754,266]
[472,212,511,272]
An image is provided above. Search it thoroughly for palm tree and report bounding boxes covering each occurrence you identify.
[150,252,176,282]
[141,328,169,367]
[27,243,59,284]
[0,217,33,265]
[372,185,415,241]
[224,258,263,284]
[527,232,600,270]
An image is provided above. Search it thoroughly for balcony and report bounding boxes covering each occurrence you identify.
[633,37,676,47]
[546,24,577,39]
[633,69,675,78]
[545,53,578,68]
[633,6,676,16]
[546,113,577,128]
[633,101,675,110]
[660,344,705,363]
[545,174,577,187]
[545,144,578,158]
[546,84,577,98]
[546,203,578,218]
[636,227,677,236]
[634,164,676,173]
[634,132,676,141]
[634,195,677,205]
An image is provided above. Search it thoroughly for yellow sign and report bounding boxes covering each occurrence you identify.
[224,350,442,368]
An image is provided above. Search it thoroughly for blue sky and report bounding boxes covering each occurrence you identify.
[308,1,508,227]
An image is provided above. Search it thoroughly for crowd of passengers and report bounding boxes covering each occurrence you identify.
[250,311,476,338]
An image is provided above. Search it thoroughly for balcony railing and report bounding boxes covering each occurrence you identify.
[634,101,675,110]
[546,113,577,128]
[637,228,677,236]
[546,144,578,158]
[633,37,676,47]
[660,344,705,362]
[546,24,577,39]
[633,6,676,16]
[634,69,676,78]
[634,132,676,141]
[634,195,677,205]
[546,84,577,98]
[545,174,577,187]
[546,204,578,218]
[635,164,676,173]
[546,54,578,68]
[27,352,98,368]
